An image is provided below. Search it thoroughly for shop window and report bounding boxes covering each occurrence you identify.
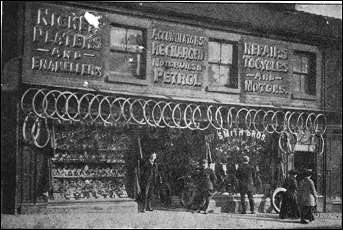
[50,125,131,201]
[292,52,316,96]
[208,40,238,88]
[109,25,146,79]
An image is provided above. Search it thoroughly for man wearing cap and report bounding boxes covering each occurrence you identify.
[195,159,217,214]
[236,155,256,214]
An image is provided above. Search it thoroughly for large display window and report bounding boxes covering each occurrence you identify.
[50,124,131,201]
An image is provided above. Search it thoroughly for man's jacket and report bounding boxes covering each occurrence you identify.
[140,159,161,188]
[198,168,217,192]
[236,163,256,192]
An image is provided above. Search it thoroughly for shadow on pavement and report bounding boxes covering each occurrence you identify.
[153,207,301,224]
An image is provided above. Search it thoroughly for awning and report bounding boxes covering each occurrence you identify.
[20,87,327,152]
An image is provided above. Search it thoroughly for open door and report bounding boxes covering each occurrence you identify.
[294,151,317,185]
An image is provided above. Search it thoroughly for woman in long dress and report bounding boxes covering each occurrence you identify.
[279,170,301,219]
[298,169,318,224]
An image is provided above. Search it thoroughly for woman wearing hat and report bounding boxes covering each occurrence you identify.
[279,170,300,219]
[298,169,318,224]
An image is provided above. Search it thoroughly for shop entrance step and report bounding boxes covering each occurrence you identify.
[46,200,138,214]
[19,200,138,214]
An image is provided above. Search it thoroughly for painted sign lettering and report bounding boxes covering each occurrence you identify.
[151,25,207,89]
[217,128,266,142]
[242,38,289,97]
[31,6,105,78]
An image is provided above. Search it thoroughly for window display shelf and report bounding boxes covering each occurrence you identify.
[48,197,133,204]
[52,160,126,164]
[55,148,129,152]
[53,175,126,179]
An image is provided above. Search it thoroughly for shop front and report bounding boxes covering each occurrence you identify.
[17,87,327,213]
[2,2,331,214]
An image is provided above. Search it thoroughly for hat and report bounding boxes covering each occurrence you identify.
[201,159,208,164]
[288,169,298,175]
[303,169,313,176]
[242,156,249,163]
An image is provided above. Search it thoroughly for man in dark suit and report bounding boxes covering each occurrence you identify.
[236,155,256,214]
[139,152,161,212]
[196,159,217,214]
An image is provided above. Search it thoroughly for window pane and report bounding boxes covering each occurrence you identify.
[301,56,309,74]
[109,52,141,77]
[293,74,301,92]
[300,74,307,93]
[110,27,126,51]
[220,65,231,86]
[127,29,144,53]
[208,41,220,63]
[209,64,220,84]
[293,55,302,73]
[221,43,233,64]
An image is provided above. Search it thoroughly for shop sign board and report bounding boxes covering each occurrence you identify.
[23,3,106,84]
[241,36,290,97]
[151,23,207,89]
[217,128,266,142]
[205,128,266,142]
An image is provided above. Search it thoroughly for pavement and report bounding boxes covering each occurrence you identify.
[1,209,342,229]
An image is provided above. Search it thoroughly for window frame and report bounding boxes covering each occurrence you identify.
[109,24,147,79]
[208,39,238,88]
[292,51,316,96]
[205,30,241,94]
[105,14,151,86]
[290,43,321,101]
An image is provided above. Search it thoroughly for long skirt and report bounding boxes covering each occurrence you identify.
[279,192,300,219]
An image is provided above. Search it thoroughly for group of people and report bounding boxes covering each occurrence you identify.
[136,152,218,214]
[279,168,318,224]
[136,152,258,215]
[136,152,318,224]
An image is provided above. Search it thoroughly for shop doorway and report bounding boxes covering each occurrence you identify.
[294,151,317,184]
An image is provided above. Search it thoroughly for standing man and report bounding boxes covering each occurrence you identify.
[196,159,217,214]
[226,158,238,194]
[236,156,256,214]
[215,162,227,192]
[139,152,161,213]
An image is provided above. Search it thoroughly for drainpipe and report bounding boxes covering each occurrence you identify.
[322,49,326,212]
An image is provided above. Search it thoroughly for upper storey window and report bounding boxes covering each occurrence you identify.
[109,26,146,79]
[208,40,238,88]
[292,51,316,96]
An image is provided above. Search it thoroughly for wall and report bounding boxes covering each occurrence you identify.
[323,42,342,206]
[2,2,341,213]
[21,2,323,111]
[1,2,24,214]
